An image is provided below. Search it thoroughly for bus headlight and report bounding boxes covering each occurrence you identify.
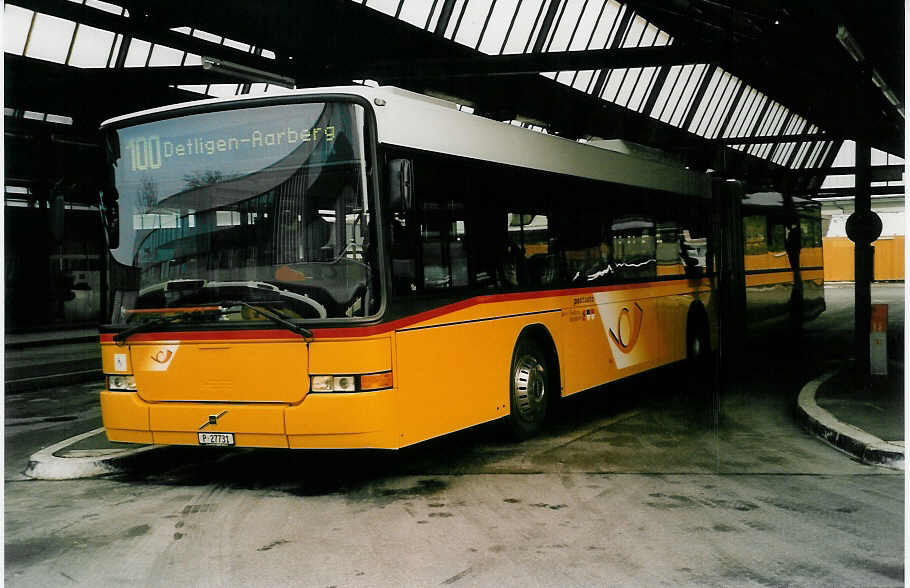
[107,374,137,392]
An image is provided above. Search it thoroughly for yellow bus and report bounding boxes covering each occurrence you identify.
[98,86,822,448]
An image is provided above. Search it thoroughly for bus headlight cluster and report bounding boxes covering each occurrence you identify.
[310,371,393,393]
[107,374,137,392]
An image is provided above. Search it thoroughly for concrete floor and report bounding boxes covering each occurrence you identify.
[4,284,904,586]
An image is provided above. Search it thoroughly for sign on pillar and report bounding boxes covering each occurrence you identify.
[870,304,888,376]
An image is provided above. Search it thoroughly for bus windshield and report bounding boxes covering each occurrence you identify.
[105,101,379,325]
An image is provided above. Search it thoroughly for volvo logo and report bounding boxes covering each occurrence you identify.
[199,411,227,430]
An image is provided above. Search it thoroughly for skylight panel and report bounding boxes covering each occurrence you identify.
[183,53,202,66]
[365,0,399,17]
[4,5,33,55]
[545,0,587,53]
[207,84,242,97]
[592,1,624,49]
[222,38,251,52]
[192,29,222,44]
[45,114,74,125]
[688,68,723,135]
[85,0,125,16]
[621,15,649,48]
[566,0,606,52]
[442,0,468,38]
[24,13,76,63]
[397,0,435,30]
[123,38,152,67]
[452,0,489,48]
[176,84,208,95]
[500,0,547,54]
[148,44,184,66]
[67,23,116,67]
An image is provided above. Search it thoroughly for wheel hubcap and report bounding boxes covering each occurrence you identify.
[514,354,546,419]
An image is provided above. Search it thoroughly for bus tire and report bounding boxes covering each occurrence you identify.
[507,337,550,439]
[685,313,713,407]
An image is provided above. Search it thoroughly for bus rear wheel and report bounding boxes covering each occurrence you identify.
[507,338,550,439]
[685,316,714,412]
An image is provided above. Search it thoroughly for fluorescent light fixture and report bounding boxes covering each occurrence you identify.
[835,25,865,63]
[201,56,295,88]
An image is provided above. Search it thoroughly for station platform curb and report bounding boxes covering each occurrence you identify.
[23,427,158,480]
[797,370,905,470]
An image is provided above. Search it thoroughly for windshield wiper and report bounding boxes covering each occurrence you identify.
[113,308,221,344]
[219,300,314,340]
[113,301,314,344]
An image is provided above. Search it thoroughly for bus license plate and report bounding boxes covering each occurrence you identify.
[198,432,235,446]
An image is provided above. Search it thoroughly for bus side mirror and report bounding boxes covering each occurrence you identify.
[99,187,120,249]
[388,159,414,213]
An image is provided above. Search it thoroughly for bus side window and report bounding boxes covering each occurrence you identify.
[507,212,556,288]
[743,215,768,256]
[612,216,656,280]
[391,211,417,294]
[421,202,468,290]
[768,217,787,254]
[552,210,610,285]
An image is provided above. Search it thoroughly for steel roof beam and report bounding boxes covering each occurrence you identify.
[718,133,835,145]
[17,0,281,75]
[313,44,712,81]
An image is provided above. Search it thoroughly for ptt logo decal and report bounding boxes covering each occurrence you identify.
[608,302,644,354]
[593,294,649,370]
[144,345,178,371]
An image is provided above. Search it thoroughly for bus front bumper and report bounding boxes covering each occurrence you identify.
[100,389,399,449]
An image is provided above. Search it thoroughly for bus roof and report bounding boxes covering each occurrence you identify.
[101,85,713,198]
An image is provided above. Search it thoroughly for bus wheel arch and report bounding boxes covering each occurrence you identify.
[506,324,560,439]
[686,302,711,361]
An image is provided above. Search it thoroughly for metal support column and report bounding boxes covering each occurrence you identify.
[851,140,875,383]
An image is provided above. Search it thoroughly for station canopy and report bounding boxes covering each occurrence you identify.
[4,0,905,206]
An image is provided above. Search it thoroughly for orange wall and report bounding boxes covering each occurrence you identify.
[823,236,905,281]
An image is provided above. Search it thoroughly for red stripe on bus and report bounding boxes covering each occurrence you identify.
[99,278,711,342]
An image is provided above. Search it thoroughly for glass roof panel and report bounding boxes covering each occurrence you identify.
[628,67,656,111]
[107,33,123,66]
[67,23,116,67]
[85,0,125,16]
[25,13,76,63]
[183,53,203,66]
[474,0,518,54]
[397,0,435,30]
[123,38,152,67]
[688,69,722,135]
[622,15,648,48]
[148,44,185,66]
[566,0,605,52]
[453,0,490,48]
[500,0,546,54]
[546,0,587,52]
[222,38,251,52]
[4,5,34,55]
[443,0,468,38]
[192,29,222,44]
[176,84,208,94]
[365,0,399,17]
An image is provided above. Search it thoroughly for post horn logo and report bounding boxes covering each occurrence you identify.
[151,349,173,364]
[609,302,644,354]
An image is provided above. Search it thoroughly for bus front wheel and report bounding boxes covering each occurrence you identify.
[507,338,550,439]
